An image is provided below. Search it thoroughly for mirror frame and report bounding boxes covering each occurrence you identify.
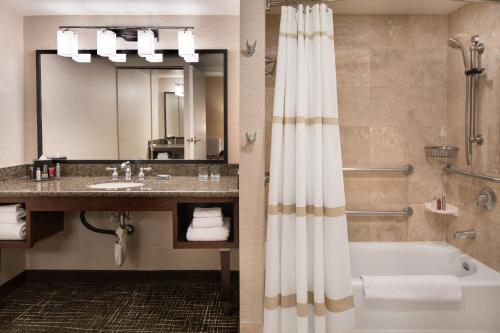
[36,49,228,164]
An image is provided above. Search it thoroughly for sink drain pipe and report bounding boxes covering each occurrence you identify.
[79,211,134,236]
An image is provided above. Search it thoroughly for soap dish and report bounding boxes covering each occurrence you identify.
[425,146,458,158]
[424,202,459,216]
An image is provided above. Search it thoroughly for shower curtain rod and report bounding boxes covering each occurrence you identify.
[266,0,339,10]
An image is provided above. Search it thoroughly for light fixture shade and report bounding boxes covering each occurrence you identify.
[174,84,184,97]
[145,53,163,63]
[183,53,199,63]
[57,30,78,57]
[72,53,91,63]
[97,29,117,57]
[138,29,155,57]
[178,30,195,57]
[109,53,127,63]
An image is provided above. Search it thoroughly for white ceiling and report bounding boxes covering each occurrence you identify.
[0,0,240,16]
[266,0,470,14]
[329,0,466,15]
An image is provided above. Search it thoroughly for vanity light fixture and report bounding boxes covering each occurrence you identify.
[174,84,184,97]
[138,29,156,57]
[71,53,91,63]
[56,26,196,63]
[178,30,195,57]
[109,54,127,63]
[145,53,163,63]
[57,30,78,57]
[97,29,117,57]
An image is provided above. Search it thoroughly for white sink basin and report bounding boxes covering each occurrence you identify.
[87,182,144,190]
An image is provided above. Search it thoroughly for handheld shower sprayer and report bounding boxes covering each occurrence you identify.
[448,35,486,165]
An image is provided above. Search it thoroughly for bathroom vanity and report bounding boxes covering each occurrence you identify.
[0,175,239,312]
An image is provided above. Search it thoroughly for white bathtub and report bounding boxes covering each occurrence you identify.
[350,242,500,333]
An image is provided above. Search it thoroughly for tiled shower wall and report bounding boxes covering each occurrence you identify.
[445,4,500,272]
[266,14,449,241]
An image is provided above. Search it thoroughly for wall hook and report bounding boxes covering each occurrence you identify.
[245,132,257,144]
[242,39,257,57]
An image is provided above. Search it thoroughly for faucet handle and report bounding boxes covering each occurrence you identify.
[138,167,152,180]
[106,167,118,180]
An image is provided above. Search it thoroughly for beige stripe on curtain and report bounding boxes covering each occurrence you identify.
[264,4,355,333]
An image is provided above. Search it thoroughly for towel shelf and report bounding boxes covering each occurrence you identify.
[346,207,413,217]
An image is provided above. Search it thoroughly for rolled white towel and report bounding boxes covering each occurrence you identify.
[187,218,230,241]
[192,216,224,228]
[193,207,222,218]
[0,222,27,240]
[361,275,462,302]
[0,211,26,224]
[0,204,23,214]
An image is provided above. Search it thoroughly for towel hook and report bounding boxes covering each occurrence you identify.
[245,132,257,144]
[242,39,257,57]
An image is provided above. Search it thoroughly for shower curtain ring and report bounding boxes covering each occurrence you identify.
[242,39,257,57]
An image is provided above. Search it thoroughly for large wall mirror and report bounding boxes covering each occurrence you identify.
[37,50,228,163]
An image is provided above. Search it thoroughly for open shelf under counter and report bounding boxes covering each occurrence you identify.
[424,202,459,216]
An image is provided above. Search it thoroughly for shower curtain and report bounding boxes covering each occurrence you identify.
[264,4,355,333]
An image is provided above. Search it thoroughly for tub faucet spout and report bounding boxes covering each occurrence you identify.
[454,229,476,240]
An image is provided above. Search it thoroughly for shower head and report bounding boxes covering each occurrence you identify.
[448,37,470,70]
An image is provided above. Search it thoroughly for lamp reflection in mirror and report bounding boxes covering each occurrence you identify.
[57,30,78,57]
[183,53,199,63]
[138,29,155,57]
[178,30,195,57]
[109,53,127,63]
[145,53,163,63]
[71,54,91,63]
[97,29,117,57]
[174,84,184,97]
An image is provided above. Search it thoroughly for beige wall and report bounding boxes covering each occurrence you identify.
[0,6,26,285]
[266,14,449,242]
[21,15,239,272]
[23,15,239,164]
[41,55,118,159]
[0,7,24,167]
[445,3,500,272]
[240,1,266,332]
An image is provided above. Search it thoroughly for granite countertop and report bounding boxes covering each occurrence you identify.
[0,176,239,198]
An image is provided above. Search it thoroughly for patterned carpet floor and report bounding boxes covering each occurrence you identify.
[0,272,239,333]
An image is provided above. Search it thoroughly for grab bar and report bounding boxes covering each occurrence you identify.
[343,164,414,175]
[346,207,413,217]
[444,164,500,183]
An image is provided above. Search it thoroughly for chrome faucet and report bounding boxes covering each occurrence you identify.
[138,166,152,181]
[454,229,476,240]
[121,161,132,181]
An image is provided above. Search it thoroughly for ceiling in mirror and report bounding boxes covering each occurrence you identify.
[38,51,227,162]
[0,0,240,16]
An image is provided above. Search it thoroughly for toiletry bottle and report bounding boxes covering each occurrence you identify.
[42,165,49,180]
[441,193,446,211]
[436,196,442,210]
[55,163,61,179]
[432,196,437,209]
[36,167,42,182]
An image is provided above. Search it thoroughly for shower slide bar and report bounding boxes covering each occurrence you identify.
[342,164,414,175]
[444,164,500,183]
[346,207,414,217]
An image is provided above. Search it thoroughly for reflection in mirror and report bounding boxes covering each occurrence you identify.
[39,51,226,162]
